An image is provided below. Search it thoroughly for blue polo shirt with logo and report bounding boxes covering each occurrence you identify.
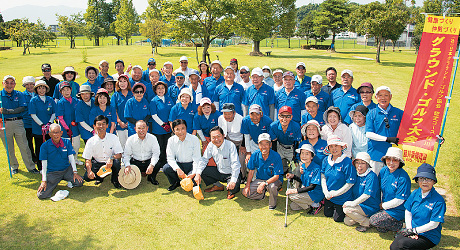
[305,90,332,114]
[213,82,245,116]
[331,87,361,124]
[169,103,196,134]
[240,115,273,144]
[268,120,301,146]
[149,95,174,135]
[353,171,381,216]
[29,95,55,135]
[39,138,75,172]
[275,87,306,123]
[243,83,275,117]
[193,112,221,137]
[123,97,150,136]
[379,166,411,221]
[300,162,324,203]
[203,75,224,98]
[247,149,283,181]
[321,156,357,205]
[294,75,312,93]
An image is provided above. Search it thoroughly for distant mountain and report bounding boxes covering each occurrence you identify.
[2,5,85,26]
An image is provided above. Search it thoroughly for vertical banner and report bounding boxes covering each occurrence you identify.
[398,15,460,166]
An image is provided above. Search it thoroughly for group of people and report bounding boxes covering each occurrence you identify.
[0,56,446,250]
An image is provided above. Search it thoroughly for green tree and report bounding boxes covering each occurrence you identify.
[84,0,112,46]
[56,13,85,49]
[7,19,56,55]
[296,3,320,22]
[114,0,138,45]
[278,0,297,48]
[2,19,22,46]
[0,14,7,40]
[110,0,122,45]
[315,0,350,52]
[296,12,315,44]
[236,0,279,55]
[138,18,167,53]
[384,3,410,52]
[162,0,237,62]
[144,0,163,20]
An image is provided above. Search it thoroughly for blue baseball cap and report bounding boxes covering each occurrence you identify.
[148,58,156,65]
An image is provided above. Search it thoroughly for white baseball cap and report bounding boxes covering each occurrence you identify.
[296,62,306,69]
[179,56,188,62]
[132,65,143,71]
[210,60,222,69]
[375,86,392,97]
[99,60,109,66]
[163,61,173,67]
[305,96,318,105]
[22,76,35,86]
[258,133,271,143]
[273,69,283,76]
[341,69,353,78]
[251,67,263,76]
[311,75,323,85]
[3,75,15,82]
[262,65,272,74]
[295,143,315,156]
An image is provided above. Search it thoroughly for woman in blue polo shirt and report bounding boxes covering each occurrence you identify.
[343,152,380,232]
[22,76,36,162]
[75,85,95,143]
[56,82,82,164]
[390,163,446,250]
[320,135,356,223]
[193,97,220,146]
[29,80,56,170]
[299,120,327,166]
[169,88,196,134]
[82,66,100,94]
[370,147,411,233]
[124,83,151,136]
[286,144,324,215]
[89,88,116,134]
[111,74,132,147]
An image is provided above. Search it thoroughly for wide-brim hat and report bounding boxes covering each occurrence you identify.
[77,84,95,98]
[352,152,371,167]
[324,135,347,155]
[59,81,72,92]
[413,163,437,182]
[323,106,342,124]
[22,76,35,87]
[295,143,315,156]
[381,147,405,166]
[357,82,374,94]
[178,88,193,102]
[33,80,50,92]
[301,120,321,137]
[85,66,99,79]
[180,177,193,192]
[118,165,141,189]
[62,66,77,76]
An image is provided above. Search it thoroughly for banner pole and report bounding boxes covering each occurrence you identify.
[0,98,13,178]
[433,43,460,168]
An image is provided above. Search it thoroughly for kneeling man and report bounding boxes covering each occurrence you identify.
[37,124,83,199]
[82,115,123,188]
[189,126,242,199]
[242,133,283,210]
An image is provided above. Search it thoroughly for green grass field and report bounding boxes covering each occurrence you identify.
[0,44,459,249]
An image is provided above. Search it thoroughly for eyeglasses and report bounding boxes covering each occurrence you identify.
[360,91,372,94]
[384,117,390,129]
[418,177,434,183]
[240,71,249,74]
[176,77,184,79]
[297,67,306,70]
[279,115,292,119]
[134,91,144,94]
[180,61,188,64]
[43,69,51,72]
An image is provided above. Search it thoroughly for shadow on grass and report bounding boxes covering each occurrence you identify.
[159,52,191,58]
[0,214,99,249]
[379,61,416,68]
[437,232,460,249]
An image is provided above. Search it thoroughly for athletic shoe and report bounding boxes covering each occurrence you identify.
[313,200,325,215]
[268,205,277,210]
[12,169,19,175]
[67,181,73,188]
[29,169,40,174]
[205,185,224,192]
[356,226,369,232]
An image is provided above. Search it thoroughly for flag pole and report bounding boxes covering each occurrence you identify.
[433,43,460,168]
[0,98,13,178]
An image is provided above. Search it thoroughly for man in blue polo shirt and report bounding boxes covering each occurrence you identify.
[130,65,154,101]
[96,60,114,86]
[0,75,37,174]
[213,66,245,116]
[243,67,275,119]
[203,60,224,98]
[366,86,403,175]
[37,124,83,199]
[242,133,283,210]
[241,104,273,164]
[159,61,176,87]
[142,58,162,83]
[269,106,302,174]
[294,62,312,93]
[345,82,377,125]
[331,69,361,124]
[275,71,306,123]
[168,72,188,103]
[305,74,332,114]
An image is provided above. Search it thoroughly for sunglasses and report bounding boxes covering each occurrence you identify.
[418,177,434,183]
[297,67,306,70]
[240,71,249,74]
[176,77,184,79]
[134,91,144,94]
[43,69,51,72]
[384,117,390,129]
[360,91,372,94]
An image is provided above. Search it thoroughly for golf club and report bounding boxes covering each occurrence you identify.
[284,178,290,227]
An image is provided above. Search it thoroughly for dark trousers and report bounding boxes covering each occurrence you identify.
[37,166,83,199]
[130,158,160,181]
[25,127,36,162]
[390,233,436,250]
[163,162,193,185]
[201,166,242,195]
[83,159,121,187]
[153,133,170,179]
[324,199,346,222]
[32,133,50,170]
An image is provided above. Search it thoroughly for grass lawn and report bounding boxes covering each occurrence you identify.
[0,45,459,249]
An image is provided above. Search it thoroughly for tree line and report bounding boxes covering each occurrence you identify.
[0,0,458,63]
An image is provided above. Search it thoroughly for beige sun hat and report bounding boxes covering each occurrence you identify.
[33,80,50,92]
[118,165,142,189]
[381,147,405,166]
[353,152,371,167]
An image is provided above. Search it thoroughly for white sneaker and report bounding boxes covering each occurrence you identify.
[75,159,84,165]
[67,181,73,188]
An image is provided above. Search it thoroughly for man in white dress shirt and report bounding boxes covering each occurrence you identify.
[163,119,201,191]
[123,120,161,185]
[189,126,241,199]
[82,115,124,188]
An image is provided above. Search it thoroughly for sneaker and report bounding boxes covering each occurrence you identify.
[75,159,84,165]
[306,207,315,215]
[12,169,19,175]
[356,226,369,232]
[95,180,104,185]
[67,181,73,188]
[313,200,325,215]
[28,169,40,174]
[269,205,277,210]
